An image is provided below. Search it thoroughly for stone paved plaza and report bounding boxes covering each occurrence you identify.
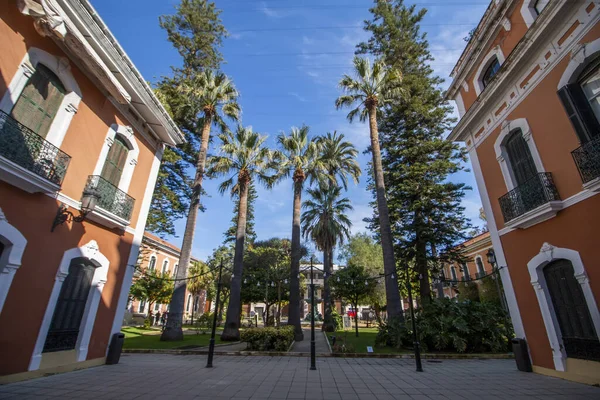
[0,354,598,399]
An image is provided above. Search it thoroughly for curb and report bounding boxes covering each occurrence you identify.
[123,348,514,359]
[323,332,333,354]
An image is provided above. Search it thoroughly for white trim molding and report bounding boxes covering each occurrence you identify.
[473,45,506,97]
[0,47,82,149]
[0,208,27,315]
[494,118,545,191]
[108,144,165,348]
[468,146,526,339]
[29,240,109,371]
[558,37,600,89]
[527,243,600,372]
[520,0,540,28]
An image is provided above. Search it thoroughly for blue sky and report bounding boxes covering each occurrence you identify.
[91,0,489,262]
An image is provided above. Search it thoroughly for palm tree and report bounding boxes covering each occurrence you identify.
[208,125,278,341]
[335,56,405,322]
[161,70,240,341]
[316,131,361,190]
[301,184,353,332]
[276,126,324,341]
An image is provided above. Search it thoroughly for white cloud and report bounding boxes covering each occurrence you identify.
[260,2,285,18]
[288,92,308,102]
[302,36,314,45]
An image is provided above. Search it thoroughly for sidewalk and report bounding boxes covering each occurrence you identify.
[290,329,330,354]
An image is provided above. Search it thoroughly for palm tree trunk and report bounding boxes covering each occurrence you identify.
[353,300,359,337]
[288,179,304,341]
[221,180,249,341]
[322,248,335,332]
[161,116,213,341]
[277,282,282,327]
[367,104,404,322]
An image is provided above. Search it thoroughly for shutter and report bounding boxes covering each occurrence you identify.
[10,64,65,138]
[506,130,537,186]
[100,136,129,187]
[558,84,600,143]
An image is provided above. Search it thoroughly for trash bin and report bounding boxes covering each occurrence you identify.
[106,333,125,365]
[511,338,532,372]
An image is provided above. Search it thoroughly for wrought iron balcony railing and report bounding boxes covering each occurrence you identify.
[572,137,600,184]
[84,175,135,221]
[498,172,560,223]
[0,110,71,186]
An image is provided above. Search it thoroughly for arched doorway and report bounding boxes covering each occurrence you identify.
[544,259,599,361]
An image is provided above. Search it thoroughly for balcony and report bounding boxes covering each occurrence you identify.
[0,110,71,193]
[84,175,135,228]
[499,172,561,229]
[572,137,600,191]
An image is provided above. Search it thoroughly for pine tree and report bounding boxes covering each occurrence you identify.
[358,0,472,304]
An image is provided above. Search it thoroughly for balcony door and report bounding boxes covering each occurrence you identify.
[544,259,600,361]
[43,258,96,353]
[505,129,537,187]
[10,64,65,139]
[101,135,129,187]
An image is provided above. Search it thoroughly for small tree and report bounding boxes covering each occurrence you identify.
[187,260,212,325]
[130,269,174,326]
[330,264,377,337]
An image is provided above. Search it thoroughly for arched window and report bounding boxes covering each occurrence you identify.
[462,263,470,280]
[476,257,486,274]
[186,294,192,312]
[173,264,178,277]
[162,260,169,274]
[481,57,501,89]
[101,135,130,187]
[450,266,458,280]
[558,56,600,144]
[544,259,599,361]
[148,256,156,271]
[43,258,97,353]
[505,129,538,187]
[10,64,66,138]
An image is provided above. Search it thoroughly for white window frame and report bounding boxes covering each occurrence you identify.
[0,47,82,149]
[527,243,600,372]
[161,259,169,275]
[473,46,505,97]
[29,240,109,371]
[139,299,146,313]
[494,118,545,192]
[450,266,458,281]
[0,208,27,315]
[475,256,486,274]
[148,255,157,272]
[462,263,470,279]
[92,124,140,194]
[520,0,549,28]
[558,38,600,90]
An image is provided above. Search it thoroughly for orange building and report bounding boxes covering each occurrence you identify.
[126,232,206,325]
[447,0,600,384]
[0,1,184,379]
[439,232,496,299]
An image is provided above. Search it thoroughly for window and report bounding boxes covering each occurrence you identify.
[162,260,169,274]
[173,264,178,277]
[450,266,458,280]
[558,58,600,144]
[476,257,485,274]
[505,129,538,186]
[186,294,192,312]
[10,64,65,138]
[544,260,599,361]
[148,256,156,271]
[154,303,160,311]
[534,0,549,15]
[482,57,501,89]
[43,259,96,353]
[101,135,129,187]
[462,263,470,280]
[139,299,146,313]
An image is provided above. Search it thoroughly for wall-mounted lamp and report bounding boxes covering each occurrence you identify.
[51,188,99,232]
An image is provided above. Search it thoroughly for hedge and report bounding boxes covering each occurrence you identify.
[240,326,295,351]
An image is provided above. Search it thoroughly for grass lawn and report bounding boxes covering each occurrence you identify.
[121,327,223,349]
[327,327,409,354]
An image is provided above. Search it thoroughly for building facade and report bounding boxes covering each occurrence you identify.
[126,233,205,325]
[0,0,183,379]
[439,232,495,299]
[447,0,600,384]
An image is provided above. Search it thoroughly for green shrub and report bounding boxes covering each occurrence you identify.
[194,312,213,334]
[376,299,512,353]
[331,309,343,331]
[457,281,480,302]
[240,326,295,351]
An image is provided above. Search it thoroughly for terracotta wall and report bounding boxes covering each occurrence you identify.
[459,0,529,112]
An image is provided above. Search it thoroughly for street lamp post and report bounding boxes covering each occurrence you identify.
[310,258,316,370]
[405,266,423,372]
[486,249,512,349]
[206,261,223,368]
